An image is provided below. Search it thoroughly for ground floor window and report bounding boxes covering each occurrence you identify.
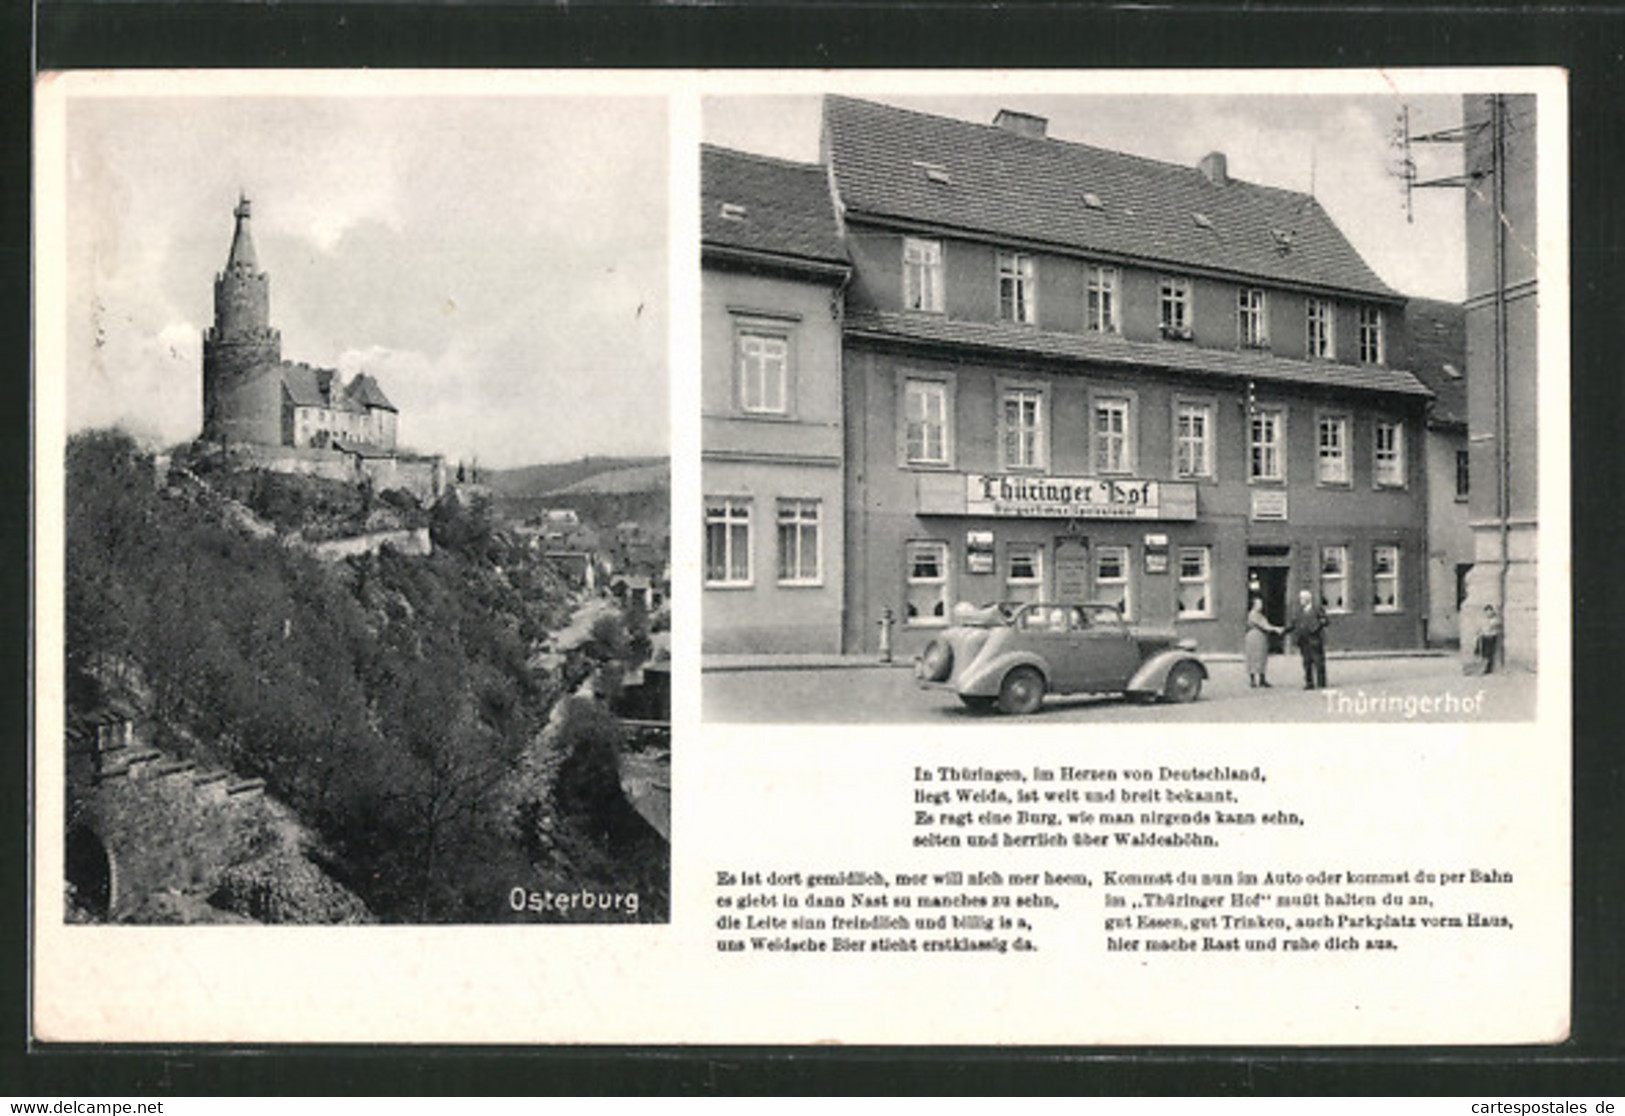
[1094,545,1132,619]
[1373,545,1402,612]
[1176,546,1212,618]
[704,498,751,586]
[905,541,950,626]
[1319,545,1349,612]
[1006,542,1044,604]
[776,499,821,585]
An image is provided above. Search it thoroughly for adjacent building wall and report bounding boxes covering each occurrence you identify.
[1462,93,1538,668]
[702,261,847,654]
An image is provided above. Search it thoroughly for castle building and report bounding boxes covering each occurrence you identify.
[202,196,399,452]
[703,97,1442,658]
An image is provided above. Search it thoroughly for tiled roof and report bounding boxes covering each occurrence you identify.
[824,95,1399,301]
[845,309,1432,399]
[1401,297,1467,426]
[701,145,848,269]
[346,372,397,412]
[279,363,368,412]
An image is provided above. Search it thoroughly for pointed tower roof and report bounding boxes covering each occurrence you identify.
[226,194,259,271]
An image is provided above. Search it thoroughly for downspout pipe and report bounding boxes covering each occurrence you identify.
[1493,95,1511,665]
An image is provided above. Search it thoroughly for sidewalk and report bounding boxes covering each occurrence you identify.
[703,646,1459,673]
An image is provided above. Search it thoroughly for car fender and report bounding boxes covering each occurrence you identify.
[957,649,1050,697]
[1127,651,1207,694]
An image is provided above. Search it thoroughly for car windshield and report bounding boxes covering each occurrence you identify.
[1004,602,1127,631]
[950,601,1021,627]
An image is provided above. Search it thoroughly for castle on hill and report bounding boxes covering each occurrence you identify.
[202,196,400,454]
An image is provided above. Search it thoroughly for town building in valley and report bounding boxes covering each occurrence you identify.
[701,146,851,653]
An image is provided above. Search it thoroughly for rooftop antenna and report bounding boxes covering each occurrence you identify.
[1389,102,1486,223]
[1309,144,1316,200]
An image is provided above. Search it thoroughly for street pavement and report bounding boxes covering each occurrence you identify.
[703,653,1537,724]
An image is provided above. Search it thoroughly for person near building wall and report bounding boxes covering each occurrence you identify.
[1287,588,1330,690]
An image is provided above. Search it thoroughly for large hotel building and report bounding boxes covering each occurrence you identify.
[704,96,1443,659]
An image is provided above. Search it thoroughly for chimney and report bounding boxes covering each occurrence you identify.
[993,109,1049,140]
[1198,151,1229,186]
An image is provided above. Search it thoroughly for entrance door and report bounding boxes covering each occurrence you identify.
[1247,565,1290,653]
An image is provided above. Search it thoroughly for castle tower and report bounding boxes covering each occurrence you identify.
[201,195,282,441]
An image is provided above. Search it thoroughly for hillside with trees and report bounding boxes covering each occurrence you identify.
[485,455,668,539]
[64,430,667,924]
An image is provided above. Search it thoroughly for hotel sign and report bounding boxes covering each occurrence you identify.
[961,474,1196,521]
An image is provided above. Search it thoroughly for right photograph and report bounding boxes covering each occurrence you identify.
[701,88,1541,724]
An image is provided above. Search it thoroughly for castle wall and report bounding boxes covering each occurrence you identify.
[357,455,444,501]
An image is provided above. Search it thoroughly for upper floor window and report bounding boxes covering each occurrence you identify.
[904,377,951,466]
[1001,387,1045,470]
[1093,396,1133,474]
[1374,420,1405,487]
[1174,401,1213,479]
[1306,298,1336,358]
[1085,265,1119,333]
[998,252,1036,324]
[1238,288,1269,348]
[1456,448,1470,500]
[1317,414,1349,485]
[903,237,944,313]
[1358,306,1385,364]
[1250,407,1284,482]
[1159,277,1192,339]
[737,329,789,414]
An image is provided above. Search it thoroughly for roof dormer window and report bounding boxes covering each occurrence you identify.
[1082,192,1104,211]
[911,160,952,185]
[1193,212,1214,230]
[719,202,748,222]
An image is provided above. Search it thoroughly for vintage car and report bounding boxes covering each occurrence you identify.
[915,601,1208,714]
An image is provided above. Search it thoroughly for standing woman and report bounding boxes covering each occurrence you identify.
[1244,596,1281,688]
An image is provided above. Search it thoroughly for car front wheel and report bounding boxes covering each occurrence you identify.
[998,667,1046,715]
[1163,661,1204,704]
[919,639,954,683]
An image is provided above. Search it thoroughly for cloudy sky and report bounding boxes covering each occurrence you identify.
[60,88,668,468]
[704,90,1468,304]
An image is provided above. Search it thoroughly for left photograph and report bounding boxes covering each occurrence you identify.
[50,82,671,924]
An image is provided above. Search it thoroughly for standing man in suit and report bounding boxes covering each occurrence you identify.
[1287,588,1329,690]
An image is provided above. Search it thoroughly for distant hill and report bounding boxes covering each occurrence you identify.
[491,456,669,538]
[485,456,666,500]
[544,462,668,497]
